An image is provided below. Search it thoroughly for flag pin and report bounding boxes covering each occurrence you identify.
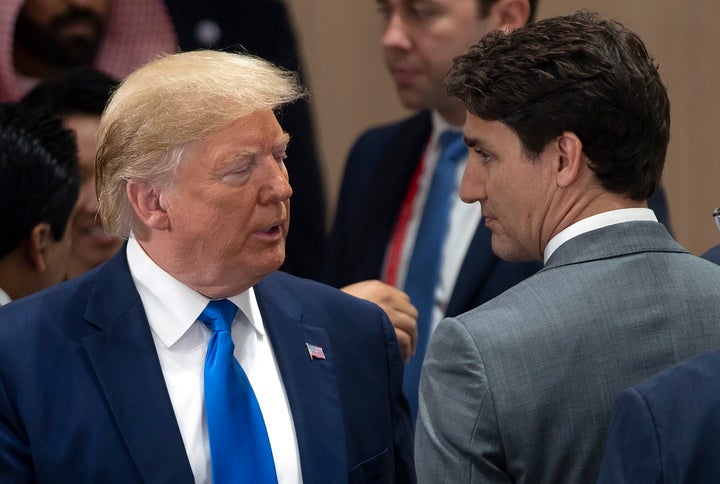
[306,343,326,360]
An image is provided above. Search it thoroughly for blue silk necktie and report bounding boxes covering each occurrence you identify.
[199,299,278,483]
[403,130,466,420]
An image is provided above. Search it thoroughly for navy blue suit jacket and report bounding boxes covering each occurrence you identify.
[0,248,415,483]
[597,348,720,483]
[702,243,720,265]
[326,111,673,313]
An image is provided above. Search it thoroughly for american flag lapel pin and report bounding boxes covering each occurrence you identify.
[305,343,326,360]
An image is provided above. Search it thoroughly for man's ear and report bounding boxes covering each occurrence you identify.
[25,223,51,272]
[126,179,170,231]
[555,132,584,188]
[490,0,531,32]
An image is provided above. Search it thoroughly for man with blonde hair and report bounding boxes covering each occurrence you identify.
[0,50,414,483]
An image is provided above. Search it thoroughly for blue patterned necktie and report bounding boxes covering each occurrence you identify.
[403,130,466,420]
[199,299,278,483]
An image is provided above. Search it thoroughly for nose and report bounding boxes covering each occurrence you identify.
[459,159,487,204]
[382,11,412,51]
[259,157,293,205]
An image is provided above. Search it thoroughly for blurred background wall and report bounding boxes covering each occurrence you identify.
[287,0,720,255]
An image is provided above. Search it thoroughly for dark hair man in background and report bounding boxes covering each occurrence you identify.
[0,102,79,304]
[23,67,122,279]
[326,0,542,420]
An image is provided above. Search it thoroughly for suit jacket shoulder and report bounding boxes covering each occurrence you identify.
[0,250,194,483]
[597,348,720,483]
[417,221,720,483]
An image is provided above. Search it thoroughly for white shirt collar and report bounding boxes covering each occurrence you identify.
[0,287,11,306]
[544,208,659,264]
[125,237,265,349]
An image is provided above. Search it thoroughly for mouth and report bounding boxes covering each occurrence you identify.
[389,67,417,85]
[254,221,286,241]
[260,225,282,235]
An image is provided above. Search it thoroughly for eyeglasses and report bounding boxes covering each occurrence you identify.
[714,207,720,232]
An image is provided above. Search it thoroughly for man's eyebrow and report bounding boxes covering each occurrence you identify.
[464,136,496,154]
[274,132,290,150]
[463,136,484,148]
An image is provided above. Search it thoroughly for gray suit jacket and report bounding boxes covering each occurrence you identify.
[415,221,720,483]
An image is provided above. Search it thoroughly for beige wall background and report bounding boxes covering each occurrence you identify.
[287,0,720,255]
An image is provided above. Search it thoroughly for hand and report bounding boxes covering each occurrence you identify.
[341,280,418,362]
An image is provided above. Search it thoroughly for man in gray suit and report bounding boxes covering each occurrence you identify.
[415,11,720,483]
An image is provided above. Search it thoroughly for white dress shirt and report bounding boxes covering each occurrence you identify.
[544,208,659,264]
[387,111,482,333]
[126,237,302,484]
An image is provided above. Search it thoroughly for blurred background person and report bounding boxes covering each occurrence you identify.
[0,102,79,304]
[325,0,543,419]
[0,0,174,100]
[23,67,122,279]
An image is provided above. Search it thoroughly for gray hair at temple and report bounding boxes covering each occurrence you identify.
[96,50,305,238]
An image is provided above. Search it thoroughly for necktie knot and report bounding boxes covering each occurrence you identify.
[438,130,465,163]
[198,299,238,333]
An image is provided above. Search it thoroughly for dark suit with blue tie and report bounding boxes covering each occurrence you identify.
[0,247,415,483]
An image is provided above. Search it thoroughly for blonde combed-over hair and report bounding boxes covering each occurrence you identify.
[96,50,305,238]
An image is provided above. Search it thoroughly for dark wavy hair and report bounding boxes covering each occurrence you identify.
[447,10,670,200]
[0,103,80,257]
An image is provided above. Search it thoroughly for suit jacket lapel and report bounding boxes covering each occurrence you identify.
[255,274,348,482]
[81,249,194,483]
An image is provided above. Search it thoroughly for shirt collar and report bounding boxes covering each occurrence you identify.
[431,110,463,146]
[544,208,659,264]
[0,287,11,305]
[126,237,266,349]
